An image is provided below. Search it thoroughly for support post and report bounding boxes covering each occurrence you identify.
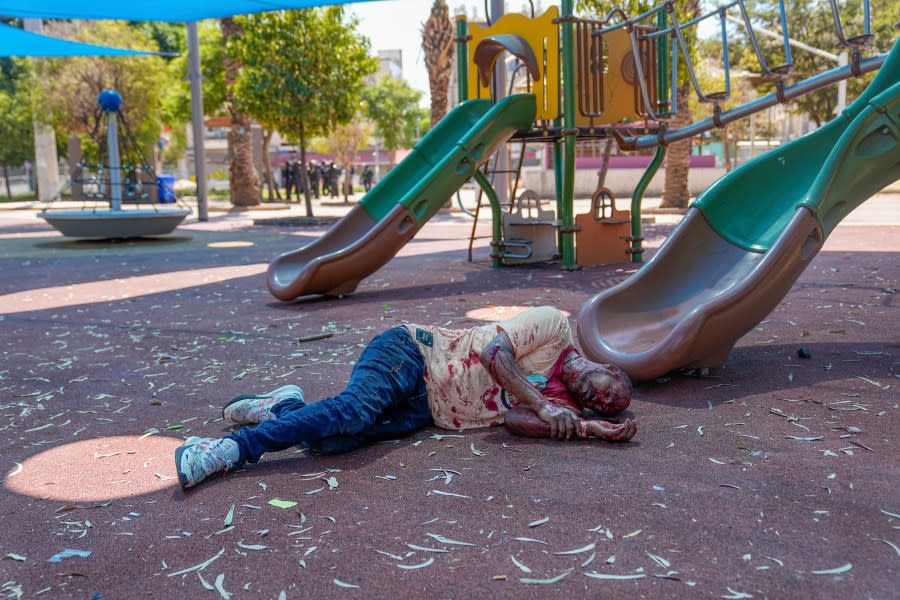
[630,145,666,263]
[559,0,577,269]
[473,170,503,268]
[187,22,209,221]
[455,16,469,104]
[490,0,509,207]
[107,113,122,211]
[656,9,670,114]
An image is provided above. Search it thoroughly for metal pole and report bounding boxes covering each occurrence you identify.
[473,170,503,268]
[559,0,577,269]
[490,0,509,207]
[187,22,209,221]
[107,113,122,211]
[456,16,469,104]
[23,18,60,203]
[630,145,666,263]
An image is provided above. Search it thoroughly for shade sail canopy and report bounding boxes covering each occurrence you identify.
[0,23,160,56]
[0,0,374,22]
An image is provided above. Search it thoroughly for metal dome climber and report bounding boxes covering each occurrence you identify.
[39,88,191,239]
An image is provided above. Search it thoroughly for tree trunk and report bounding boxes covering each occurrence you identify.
[660,83,692,209]
[298,123,314,217]
[343,169,351,203]
[3,163,11,199]
[220,17,260,207]
[597,138,613,188]
[423,1,454,127]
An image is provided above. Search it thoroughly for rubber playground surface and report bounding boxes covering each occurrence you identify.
[0,194,897,599]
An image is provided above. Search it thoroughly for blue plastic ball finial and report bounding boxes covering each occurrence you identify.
[97,89,122,113]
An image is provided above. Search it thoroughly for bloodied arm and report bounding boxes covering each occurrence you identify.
[505,407,637,442]
[479,331,578,440]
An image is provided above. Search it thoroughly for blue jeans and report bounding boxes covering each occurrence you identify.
[229,326,430,463]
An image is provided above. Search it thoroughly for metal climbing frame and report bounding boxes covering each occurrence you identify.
[465,58,533,262]
[597,0,881,150]
[591,0,883,261]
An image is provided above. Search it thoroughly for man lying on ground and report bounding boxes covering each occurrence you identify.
[175,306,636,489]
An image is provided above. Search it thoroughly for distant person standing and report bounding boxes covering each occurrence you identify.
[282,153,297,201]
[308,161,321,198]
[361,165,374,192]
[326,162,340,198]
[292,159,306,198]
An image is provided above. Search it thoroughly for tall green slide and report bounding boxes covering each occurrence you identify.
[267,94,536,301]
[579,39,900,382]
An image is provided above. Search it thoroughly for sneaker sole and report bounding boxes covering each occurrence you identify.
[221,385,304,423]
[174,445,193,490]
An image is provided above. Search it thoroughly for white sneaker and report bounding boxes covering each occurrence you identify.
[221,384,305,425]
[174,437,239,489]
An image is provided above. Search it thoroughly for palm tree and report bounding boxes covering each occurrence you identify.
[421,0,455,126]
[220,17,260,207]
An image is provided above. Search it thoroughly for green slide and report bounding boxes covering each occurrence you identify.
[578,39,899,382]
[267,93,536,301]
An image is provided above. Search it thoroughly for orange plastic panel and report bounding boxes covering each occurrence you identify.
[575,187,631,266]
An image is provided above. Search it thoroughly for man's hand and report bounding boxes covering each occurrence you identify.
[536,402,578,440]
[578,418,637,442]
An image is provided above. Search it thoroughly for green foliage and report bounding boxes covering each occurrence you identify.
[159,20,226,126]
[130,22,184,59]
[229,7,377,143]
[0,80,35,168]
[407,106,432,144]
[361,75,424,151]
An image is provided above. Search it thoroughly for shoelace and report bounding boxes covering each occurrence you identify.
[194,439,234,478]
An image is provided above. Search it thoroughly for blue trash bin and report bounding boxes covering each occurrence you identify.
[156,174,176,203]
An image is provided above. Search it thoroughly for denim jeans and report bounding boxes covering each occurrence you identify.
[229,326,430,463]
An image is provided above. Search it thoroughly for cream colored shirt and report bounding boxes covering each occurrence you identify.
[405,306,574,430]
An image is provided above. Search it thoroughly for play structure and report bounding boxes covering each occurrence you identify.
[581,42,900,380]
[268,0,897,379]
[39,89,191,239]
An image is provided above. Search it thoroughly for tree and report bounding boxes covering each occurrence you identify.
[0,81,34,198]
[422,0,455,126]
[361,75,424,167]
[163,21,227,119]
[406,105,431,144]
[230,7,377,216]
[220,17,260,207]
[738,0,897,128]
[315,113,371,201]
[35,21,168,159]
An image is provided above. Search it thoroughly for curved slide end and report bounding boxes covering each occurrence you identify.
[267,204,418,301]
[577,208,824,382]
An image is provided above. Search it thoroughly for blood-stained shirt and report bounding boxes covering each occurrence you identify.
[404,306,576,430]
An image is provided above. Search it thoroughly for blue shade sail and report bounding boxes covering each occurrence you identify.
[0,0,374,22]
[0,23,160,56]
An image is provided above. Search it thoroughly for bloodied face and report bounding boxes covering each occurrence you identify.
[564,354,632,416]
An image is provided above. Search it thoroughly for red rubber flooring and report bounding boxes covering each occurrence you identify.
[0,208,897,599]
